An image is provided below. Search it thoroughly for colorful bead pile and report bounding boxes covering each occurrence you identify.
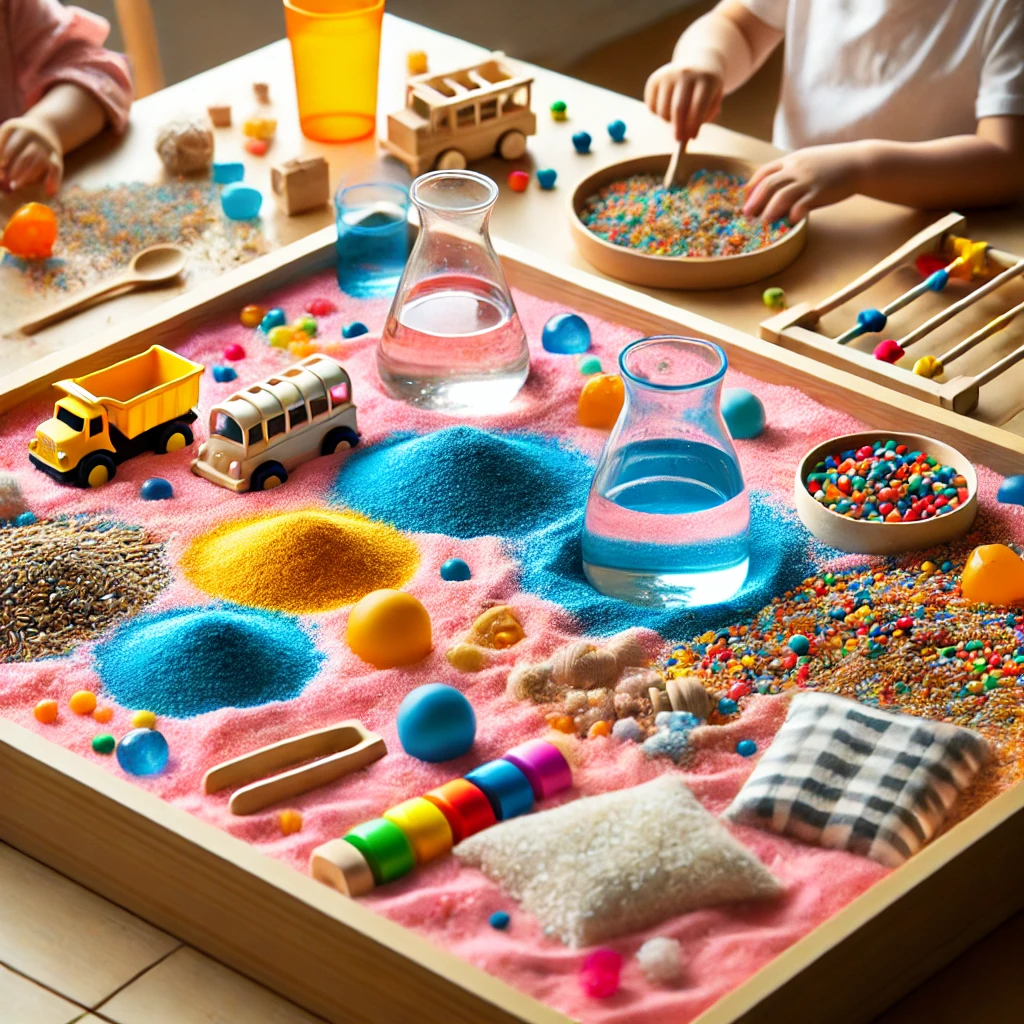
[579,171,790,258]
[661,546,1024,788]
[804,439,969,523]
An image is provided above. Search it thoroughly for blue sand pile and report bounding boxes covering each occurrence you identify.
[333,427,594,539]
[95,605,324,717]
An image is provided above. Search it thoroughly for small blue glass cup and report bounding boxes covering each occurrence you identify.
[335,181,410,298]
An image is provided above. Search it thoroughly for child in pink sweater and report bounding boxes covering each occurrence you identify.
[0,0,132,194]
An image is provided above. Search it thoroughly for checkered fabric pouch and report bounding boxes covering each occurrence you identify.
[723,691,990,867]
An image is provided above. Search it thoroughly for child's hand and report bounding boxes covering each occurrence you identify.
[0,118,63,195]
[744,144,866,223]
[644,62,724,144]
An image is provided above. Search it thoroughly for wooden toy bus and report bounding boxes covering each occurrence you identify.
[381,53,536,176]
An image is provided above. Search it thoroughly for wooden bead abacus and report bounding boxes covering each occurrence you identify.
[761,213,1024,416]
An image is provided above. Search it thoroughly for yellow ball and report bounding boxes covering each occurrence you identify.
[961,544,1024,606]
[346,589,432,669]
[69,690,97,715]
[132,710,157,729]
[267,325,294,348]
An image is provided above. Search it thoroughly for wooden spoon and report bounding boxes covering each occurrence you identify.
[17,244,188,334]
[663,140,689,189]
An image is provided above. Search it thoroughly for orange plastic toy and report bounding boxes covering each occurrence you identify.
[961,544,1024,606]
[346,589,432,669]
[2,202,58,259]
[578,373,625,429]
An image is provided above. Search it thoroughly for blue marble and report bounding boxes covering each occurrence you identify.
[397,683,476,762]
[116,728,169,775]
[571,131,592,154]
[260,308,286,332]
[440,557,471,581]
[220,183,262,221]
[489,911,511,930]
[212,365,237,383]
[607,119,627,142]
[139,477,173,501]
[721,387,765,439]
[998,475,1024,506]
[13,511,37,527]
[541,312,591,354]
[342,321,369,338]
[736,739,757,757]
[212,161,244,184]
[536,168,557,190]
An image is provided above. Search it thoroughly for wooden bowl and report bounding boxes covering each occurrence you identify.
[567,152,807,290]
[794,432,978,555]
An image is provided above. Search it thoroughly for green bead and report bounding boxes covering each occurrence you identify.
[965,640,984,651]
[762,286,786,309]
[343,819,415,884]
[984,676,999,690]
[296,314,318,337]
[92,734,115,755]
[577,354,603,375]
[938,646,956,657]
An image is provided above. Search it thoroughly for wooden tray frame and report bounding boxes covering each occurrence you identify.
[4,226,1024,1024]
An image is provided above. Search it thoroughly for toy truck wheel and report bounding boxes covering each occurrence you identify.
[498,131,527,160]
[250,461,288,491]
[157,421,194,454]
[78,453,117,489]
[435,149,467,171]
[322,427,360,456]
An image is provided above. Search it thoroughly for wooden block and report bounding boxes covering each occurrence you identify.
[271,156,330,216]
[0,964,81,1024]
[310,839,376,897]
[206,104,231,128]
[253,82,270,104]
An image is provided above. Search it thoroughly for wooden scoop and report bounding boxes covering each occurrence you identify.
[17,243,188,334]
[663,140,689,189]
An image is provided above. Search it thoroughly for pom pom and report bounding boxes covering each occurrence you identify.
[637,937,682,984]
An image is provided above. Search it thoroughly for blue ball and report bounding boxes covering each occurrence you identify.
[607,119,626,142]
[212,365,237,383]
[220,183,263,221]
[571,131,592,154]
[926,269,949,292]
[261,308,286,332]
[489,911,510,930]
[140,477,173,501]
[397,683,476,762]
[117,728,169,775]
[857,308,887,334]
[721,387,765,439]
[212,161,244,184]
[542,313,591,354]
[536,168,557,190]
[787,633,809,655]
[13,511,37,527]
[736,739,757,757]
[440,557,471,581]
[717,697,738,716]
[342,321,369,338]
[998,475,1024,506]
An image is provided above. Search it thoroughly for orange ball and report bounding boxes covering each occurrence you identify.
[578,373,625,429]
[278,809,303,835]
[961,544,1024,606]
[240,304,266,328]
[33,699,58,724]
[346,589,432,669]
[2,202,57,259]
[588,720,611,738]
[69,690,97,715]
[92,706,114,724]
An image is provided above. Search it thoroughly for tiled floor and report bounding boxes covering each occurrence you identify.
[0,843,323,1024]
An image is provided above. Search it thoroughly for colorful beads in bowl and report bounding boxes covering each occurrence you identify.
[803,439,969,523]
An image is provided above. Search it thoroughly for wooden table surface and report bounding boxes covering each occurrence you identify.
[2,12,1023,1024]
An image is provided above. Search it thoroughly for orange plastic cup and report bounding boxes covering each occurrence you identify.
[283,0,384,143]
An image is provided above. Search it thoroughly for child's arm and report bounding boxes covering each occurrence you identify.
[644,0,783,144]
[744,117,1024,222]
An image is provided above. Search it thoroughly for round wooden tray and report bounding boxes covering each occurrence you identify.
[794,431,978,555]
[568,152,807,290]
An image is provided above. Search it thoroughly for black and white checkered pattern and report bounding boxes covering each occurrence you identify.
[723,692,990,867]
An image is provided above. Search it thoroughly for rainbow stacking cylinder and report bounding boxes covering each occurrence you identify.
[315,740,572,896]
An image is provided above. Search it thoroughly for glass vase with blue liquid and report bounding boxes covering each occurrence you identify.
[335,181,410,298]
[582,336,750,607]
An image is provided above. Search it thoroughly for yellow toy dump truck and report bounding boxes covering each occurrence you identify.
[29,345,204,488]
[381,52,536,175]
[191,354,358,493]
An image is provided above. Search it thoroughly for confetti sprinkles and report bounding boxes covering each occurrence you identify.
[579,170,790,258]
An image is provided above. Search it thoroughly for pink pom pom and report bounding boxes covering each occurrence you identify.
[873,339,905,364]
[580,948,622,998]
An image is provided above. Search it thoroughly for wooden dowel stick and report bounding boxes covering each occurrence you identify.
[941,298,1024,367]
[969,340,1024,390]
[897,260,1024,350]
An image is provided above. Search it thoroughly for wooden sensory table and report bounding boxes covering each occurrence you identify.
[3,224,1024,1024]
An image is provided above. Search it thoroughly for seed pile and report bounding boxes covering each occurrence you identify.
[661,545,1024,787]
[579,170,789,258]
[182,509,419,613]
[0,517,169,662]
[2,182,267,294]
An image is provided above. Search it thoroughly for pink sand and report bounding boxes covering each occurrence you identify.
[2,271,1023,1024]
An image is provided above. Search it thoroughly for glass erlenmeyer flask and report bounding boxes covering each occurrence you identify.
[377,170,530,412]
[581,336,750,607]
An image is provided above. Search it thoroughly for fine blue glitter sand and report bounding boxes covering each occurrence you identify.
[95,604,325,717]
[333,427,594,539]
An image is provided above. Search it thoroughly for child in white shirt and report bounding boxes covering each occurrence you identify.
[645,0,1024,222]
